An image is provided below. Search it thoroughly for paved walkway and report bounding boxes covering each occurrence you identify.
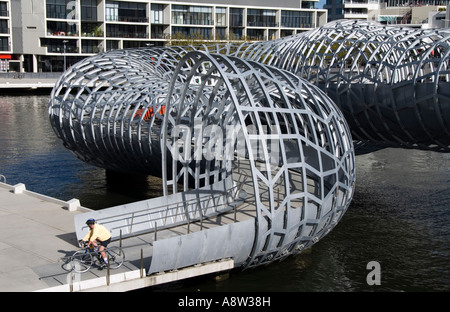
[0,181,242,291]
[0,158,307,291]
[0,77,57,89]
[0,183,85,291]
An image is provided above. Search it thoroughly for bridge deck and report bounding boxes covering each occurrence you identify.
[0,158,311,291]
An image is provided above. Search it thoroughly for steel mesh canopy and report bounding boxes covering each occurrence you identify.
[49,19,450,269]
[49,43,356,269]
[240,19,450,151]
[162,51,355,266]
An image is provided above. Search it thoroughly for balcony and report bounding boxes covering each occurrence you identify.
[47,31,79,37]
[247,22,279,27]
[344,12,368,19]
[106,16,149,23]
[106,31,148,39]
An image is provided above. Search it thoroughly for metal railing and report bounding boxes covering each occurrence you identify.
[0,174,5,183]
[0,72,63,79]
[79,182,247,241]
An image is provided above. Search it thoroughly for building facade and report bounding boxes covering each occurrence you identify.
[324,0,450,28]
[0,1,11,70]
[0,0,327,73]
[376,1,449,27]
[324,0,379,21]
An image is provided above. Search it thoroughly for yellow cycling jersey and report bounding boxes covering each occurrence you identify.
[83,224,112,242]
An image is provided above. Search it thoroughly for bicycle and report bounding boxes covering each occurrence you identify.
[70,241,125,273]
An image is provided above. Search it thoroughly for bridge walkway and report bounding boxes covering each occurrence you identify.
[0,158,312,291]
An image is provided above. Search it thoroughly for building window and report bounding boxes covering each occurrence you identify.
[172,5,212,25]
[230,8,243,27]
[0,19,8,34]
[81,0,97,21]
[81,39,102,53]
[172,26,212,39]
[281,30,294,37]
[106,24,147,38]
[81,23,103,37]
[301,1,315,9]
[247,9,277,27]
[0,37,9,51]
[106,40,119,51]
[106,1,147,23]
[216,7,226,26]
[230,28,243,40]
[151,3,164,24]
[119,1,147,23]
[281,11,313,28]
[105,1,118,21]
[46,0,74,19]
[247,29,265,40]
[216,27,226,40]
[151,25,165,39]
[0,1,8,17]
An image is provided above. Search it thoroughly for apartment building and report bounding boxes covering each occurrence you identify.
[324,0,379,21]
[324,0,449,27]
[0,0,327,73]
[376,1,449,27]
[0,1,10,71]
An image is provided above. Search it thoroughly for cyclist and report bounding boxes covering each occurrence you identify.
[79,218,112,267]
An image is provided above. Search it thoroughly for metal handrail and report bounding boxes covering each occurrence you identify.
[0,174,6,183]
[99,182,246,238]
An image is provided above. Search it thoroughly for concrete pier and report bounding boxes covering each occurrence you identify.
[0,77,58,89]
[0,182,85,291]
[0,181,234,292]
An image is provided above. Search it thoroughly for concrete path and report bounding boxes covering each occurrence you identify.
[0,182,236,292]
[0,182,84,291]
[0,78,57,89]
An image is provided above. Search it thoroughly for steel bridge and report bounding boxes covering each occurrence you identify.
[49,20,449,274]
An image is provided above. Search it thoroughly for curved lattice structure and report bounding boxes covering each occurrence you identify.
[50,19,450,271]
[240,20,450,151]
[162,51,355,267]
[49,45,355,269]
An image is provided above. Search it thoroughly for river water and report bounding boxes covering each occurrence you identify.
[0,94,449,292]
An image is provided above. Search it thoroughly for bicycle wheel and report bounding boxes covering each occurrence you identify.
[106,247,125,269]
[71,250,93,273]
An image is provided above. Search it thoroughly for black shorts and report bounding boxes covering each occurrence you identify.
[98,238,111,247]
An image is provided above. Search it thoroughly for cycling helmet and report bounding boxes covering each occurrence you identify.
[85,218,96,225]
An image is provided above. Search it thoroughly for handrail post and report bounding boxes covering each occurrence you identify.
[106,254,110,286]
[119,229,122,256]
[154,222,157,241]
[69,270,74,292]
[140,248,144,278]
